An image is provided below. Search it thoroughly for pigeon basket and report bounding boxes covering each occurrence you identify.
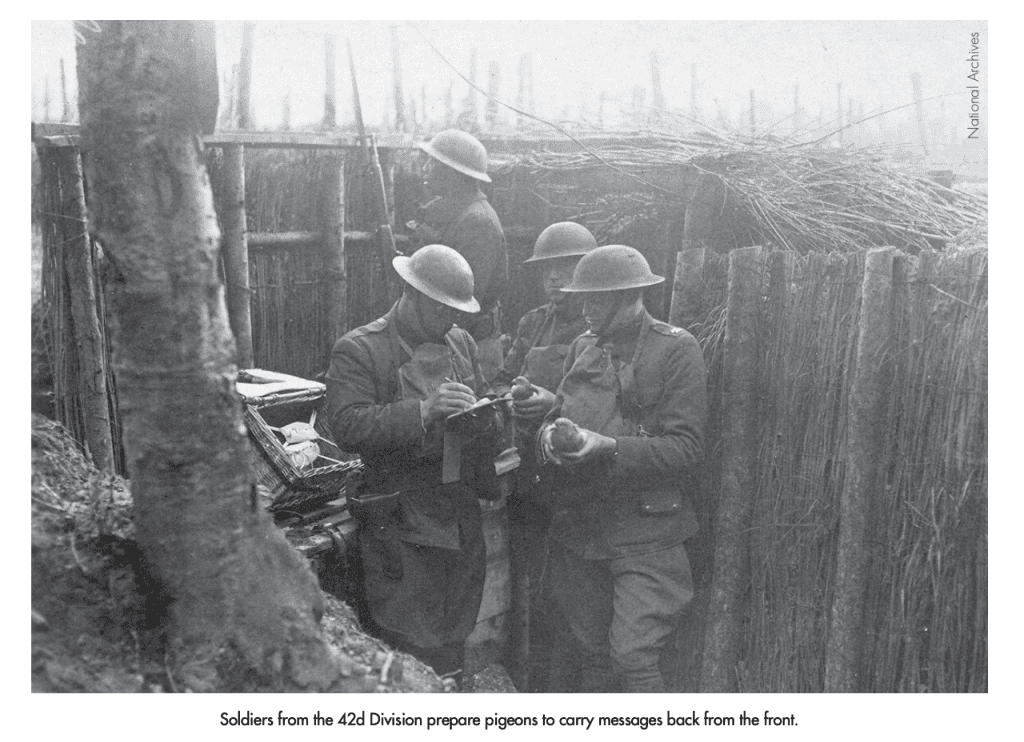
[238,369,362,515]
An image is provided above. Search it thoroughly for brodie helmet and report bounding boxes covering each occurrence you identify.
[523,222,599,264]
[560,244,665,293]
[393,244,480,313]
[418,129,491,183]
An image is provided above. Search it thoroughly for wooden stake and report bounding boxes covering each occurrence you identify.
[486,61,500,130]
[445,82,454,127]
[911,72,928,156]
[60,59,70,122]
[324,153,347,351]
[825,247,897,692]
[836,82,844,144]
[54,148,115,472]
[793,84,801,135]
[465,49,479,126]
[690,63,698,119]
[44,75,51,122]
[281,89,291,130]
[390,26,406,133]
[324,35,337,130]
[701,245,763,693]
[651,50,665,113]
[749,89,757,136]
[222,145,254,368]
[237,22,255,129]
[516,55,526,129]
[668,247,706,334]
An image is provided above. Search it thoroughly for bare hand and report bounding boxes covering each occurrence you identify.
[512,385,556,421]
[420,382,477,428]
[540,424,616,466]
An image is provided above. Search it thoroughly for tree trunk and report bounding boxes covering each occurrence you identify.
[76,20,367,692]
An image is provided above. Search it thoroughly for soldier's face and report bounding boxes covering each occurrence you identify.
[583,290,641,335]
[423,157,449,197]
[541,258,579,304]
[418,293,460,340]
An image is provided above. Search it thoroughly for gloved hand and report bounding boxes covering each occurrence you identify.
[512,384,557,421]
[420,382,477,428]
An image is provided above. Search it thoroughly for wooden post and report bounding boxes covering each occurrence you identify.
[281,89,291,130]
[464,48,478,126]
[55,148,115,472]
[911,72,928,156]
[60,59,70,122]
[445,82,455,127]
[324,154,347,351]
[749,89,757,136]
[700,245,763,693]
[420,83,427,131]
[525,52,535,114]
[324,35,337,129]
[486,61,500,130]
[222,145,254,369]
[44,75,51,122]
[793,84,801,135]
[825,247,897,692]
[597,91,605,129]
[690,63,698,119]
[390,26,406,133]
[836,82,844,144]
[651,50,665,112]
[669,248,707,334]
[237,21,255,129]
[516,55,526,129]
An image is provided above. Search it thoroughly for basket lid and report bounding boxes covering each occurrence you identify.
[236,368,325,406]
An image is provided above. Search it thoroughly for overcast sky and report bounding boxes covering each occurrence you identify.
[32,20,985,145]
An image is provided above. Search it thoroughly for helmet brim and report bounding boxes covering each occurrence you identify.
[522,251,591,265]
[393,255,482,314]
[561,275,665,293]
[418,142,492,183]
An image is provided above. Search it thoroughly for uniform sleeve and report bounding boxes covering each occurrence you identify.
[613,333,707,480]
[325,335,424,453]
[491,313,535,395]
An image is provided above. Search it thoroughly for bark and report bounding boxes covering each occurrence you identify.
[221,144,254,368]
[700,245,763,692]
[76,20,368,692]
[824,247,895,692]
[54,147,116,472]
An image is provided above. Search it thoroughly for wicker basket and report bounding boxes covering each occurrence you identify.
[239,369,362,515]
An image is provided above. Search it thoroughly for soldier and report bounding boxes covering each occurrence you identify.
[538,245,708,693]
[412,129,509,381]
[491,222,598,691]
[326,244,500,688]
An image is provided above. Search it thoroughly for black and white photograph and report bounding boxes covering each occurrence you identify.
[26,15,998,735]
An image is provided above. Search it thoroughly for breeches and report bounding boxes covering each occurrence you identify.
[551,540,694,677]
[361,526,486,651]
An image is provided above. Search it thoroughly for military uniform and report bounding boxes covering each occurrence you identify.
[543,309,707,691]
[326,303,494,677]
[492,298,590,691]
[412,188,508,380]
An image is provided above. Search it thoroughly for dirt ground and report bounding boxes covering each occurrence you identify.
[30,413,444,693]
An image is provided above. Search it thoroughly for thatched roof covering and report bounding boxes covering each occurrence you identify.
[491,134,987,254]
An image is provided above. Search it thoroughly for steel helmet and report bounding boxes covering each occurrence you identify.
[393,244,481,313]
[418,129,491,183]
[561,244,665,293]
[523,222,599,264]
